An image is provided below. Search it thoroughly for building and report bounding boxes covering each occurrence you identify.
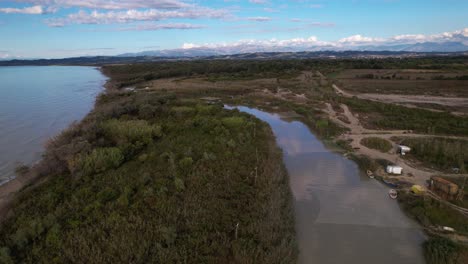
[398,145,411,155]
[386,165,403,175]
[429,177,459,200]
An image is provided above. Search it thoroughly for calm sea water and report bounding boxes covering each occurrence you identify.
[0,66,106,185]
[228,106,426,264]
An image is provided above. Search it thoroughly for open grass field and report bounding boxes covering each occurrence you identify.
[335,69,468,97]
[360,137,393,153]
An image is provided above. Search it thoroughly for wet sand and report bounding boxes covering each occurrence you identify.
[229,106,426,264]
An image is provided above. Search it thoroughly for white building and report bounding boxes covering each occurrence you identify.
[398,145,411,155]
[386,165,403,175]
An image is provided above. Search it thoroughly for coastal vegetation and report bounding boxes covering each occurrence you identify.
[2,56,468,263]
[397,191,468,264]
[0,92,297,263]
[424,236,466,264]
[398,192,468,235]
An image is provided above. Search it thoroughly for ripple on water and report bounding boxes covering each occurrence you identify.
[227,106,426,264]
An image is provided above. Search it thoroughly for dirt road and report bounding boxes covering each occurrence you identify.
[332,84,468,115]
[324,102,468,186]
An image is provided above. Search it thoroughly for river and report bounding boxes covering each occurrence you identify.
[0,66,106,185]
[228,106,426,264]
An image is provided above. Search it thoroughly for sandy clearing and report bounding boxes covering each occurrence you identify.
[332,84,468,115]
[324,102,468,186]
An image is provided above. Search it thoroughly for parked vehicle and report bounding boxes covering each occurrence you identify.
[386,165,403,175]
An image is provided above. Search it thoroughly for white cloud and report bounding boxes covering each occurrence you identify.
[247,16,271,22]
[177,28,468,52]
[182,35,326,50]
[15,0,191,10]
[338,35,384,44]
[249,0,269,4]
[46,7,229,26]
[0,52,10,59]
[0,5,44,14]
[117,23,204,31]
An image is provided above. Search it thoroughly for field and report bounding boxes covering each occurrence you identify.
[335,69,468,97]
[338,96,468,136]
[333,69,468,115]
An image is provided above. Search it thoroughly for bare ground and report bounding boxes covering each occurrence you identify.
[324,101,468,187]
[333,84,468,116]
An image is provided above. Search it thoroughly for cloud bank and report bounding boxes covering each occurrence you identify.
[0,5,43,14]
[46,7,229,27]
[179,28,468,53]
[16,0,192,10]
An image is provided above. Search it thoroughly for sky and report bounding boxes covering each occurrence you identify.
[0,0,467,58]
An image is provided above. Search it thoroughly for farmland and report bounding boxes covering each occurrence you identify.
[334,69,468,97]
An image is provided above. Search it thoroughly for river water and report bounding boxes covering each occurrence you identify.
[0,66,106,185]
[228,106,426,264]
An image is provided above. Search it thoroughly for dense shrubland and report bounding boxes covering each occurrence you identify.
[424,237,466,264]
[360,137,393,153]
[400,138,468,171]
[339,97,468,136]
[398,193,468,235]
[102,56,468,88]
[0,92,297,263]
[398,192,468,264]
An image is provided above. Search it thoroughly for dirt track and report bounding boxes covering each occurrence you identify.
[333,84,468,115]
[324,102,468,186]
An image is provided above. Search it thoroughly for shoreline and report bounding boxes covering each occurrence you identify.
[0,66,110,221]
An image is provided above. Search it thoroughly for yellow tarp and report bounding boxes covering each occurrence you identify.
[411,185,425,195]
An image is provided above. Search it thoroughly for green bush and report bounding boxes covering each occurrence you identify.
[424,237,462,264]
[138,104,157,120]
[348,154,379,171]
[361,137,393,153]
[222,116,246,129]
[0,247,13,264]
[78,147,124,175]
[398,193,468,234]
[102,119,162,145]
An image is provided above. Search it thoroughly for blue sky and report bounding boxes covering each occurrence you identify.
[0,0,467,58]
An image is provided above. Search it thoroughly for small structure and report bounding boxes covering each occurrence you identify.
[386,165,403,175]
[441,226,455,233]
[389,189,398,199]
[398,145,411,156]
[411,185,425,195]
[429,177,459,200]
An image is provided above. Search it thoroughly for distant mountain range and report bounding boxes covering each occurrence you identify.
[118,41,468,57]
[1,40,467,65]
[0,50,467,66]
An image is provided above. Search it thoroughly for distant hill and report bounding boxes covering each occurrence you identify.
[119,41,468,57]
[0,50,467,66]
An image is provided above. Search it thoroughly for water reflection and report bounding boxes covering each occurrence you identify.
[0,66,106,184]
[227,106,426,264]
